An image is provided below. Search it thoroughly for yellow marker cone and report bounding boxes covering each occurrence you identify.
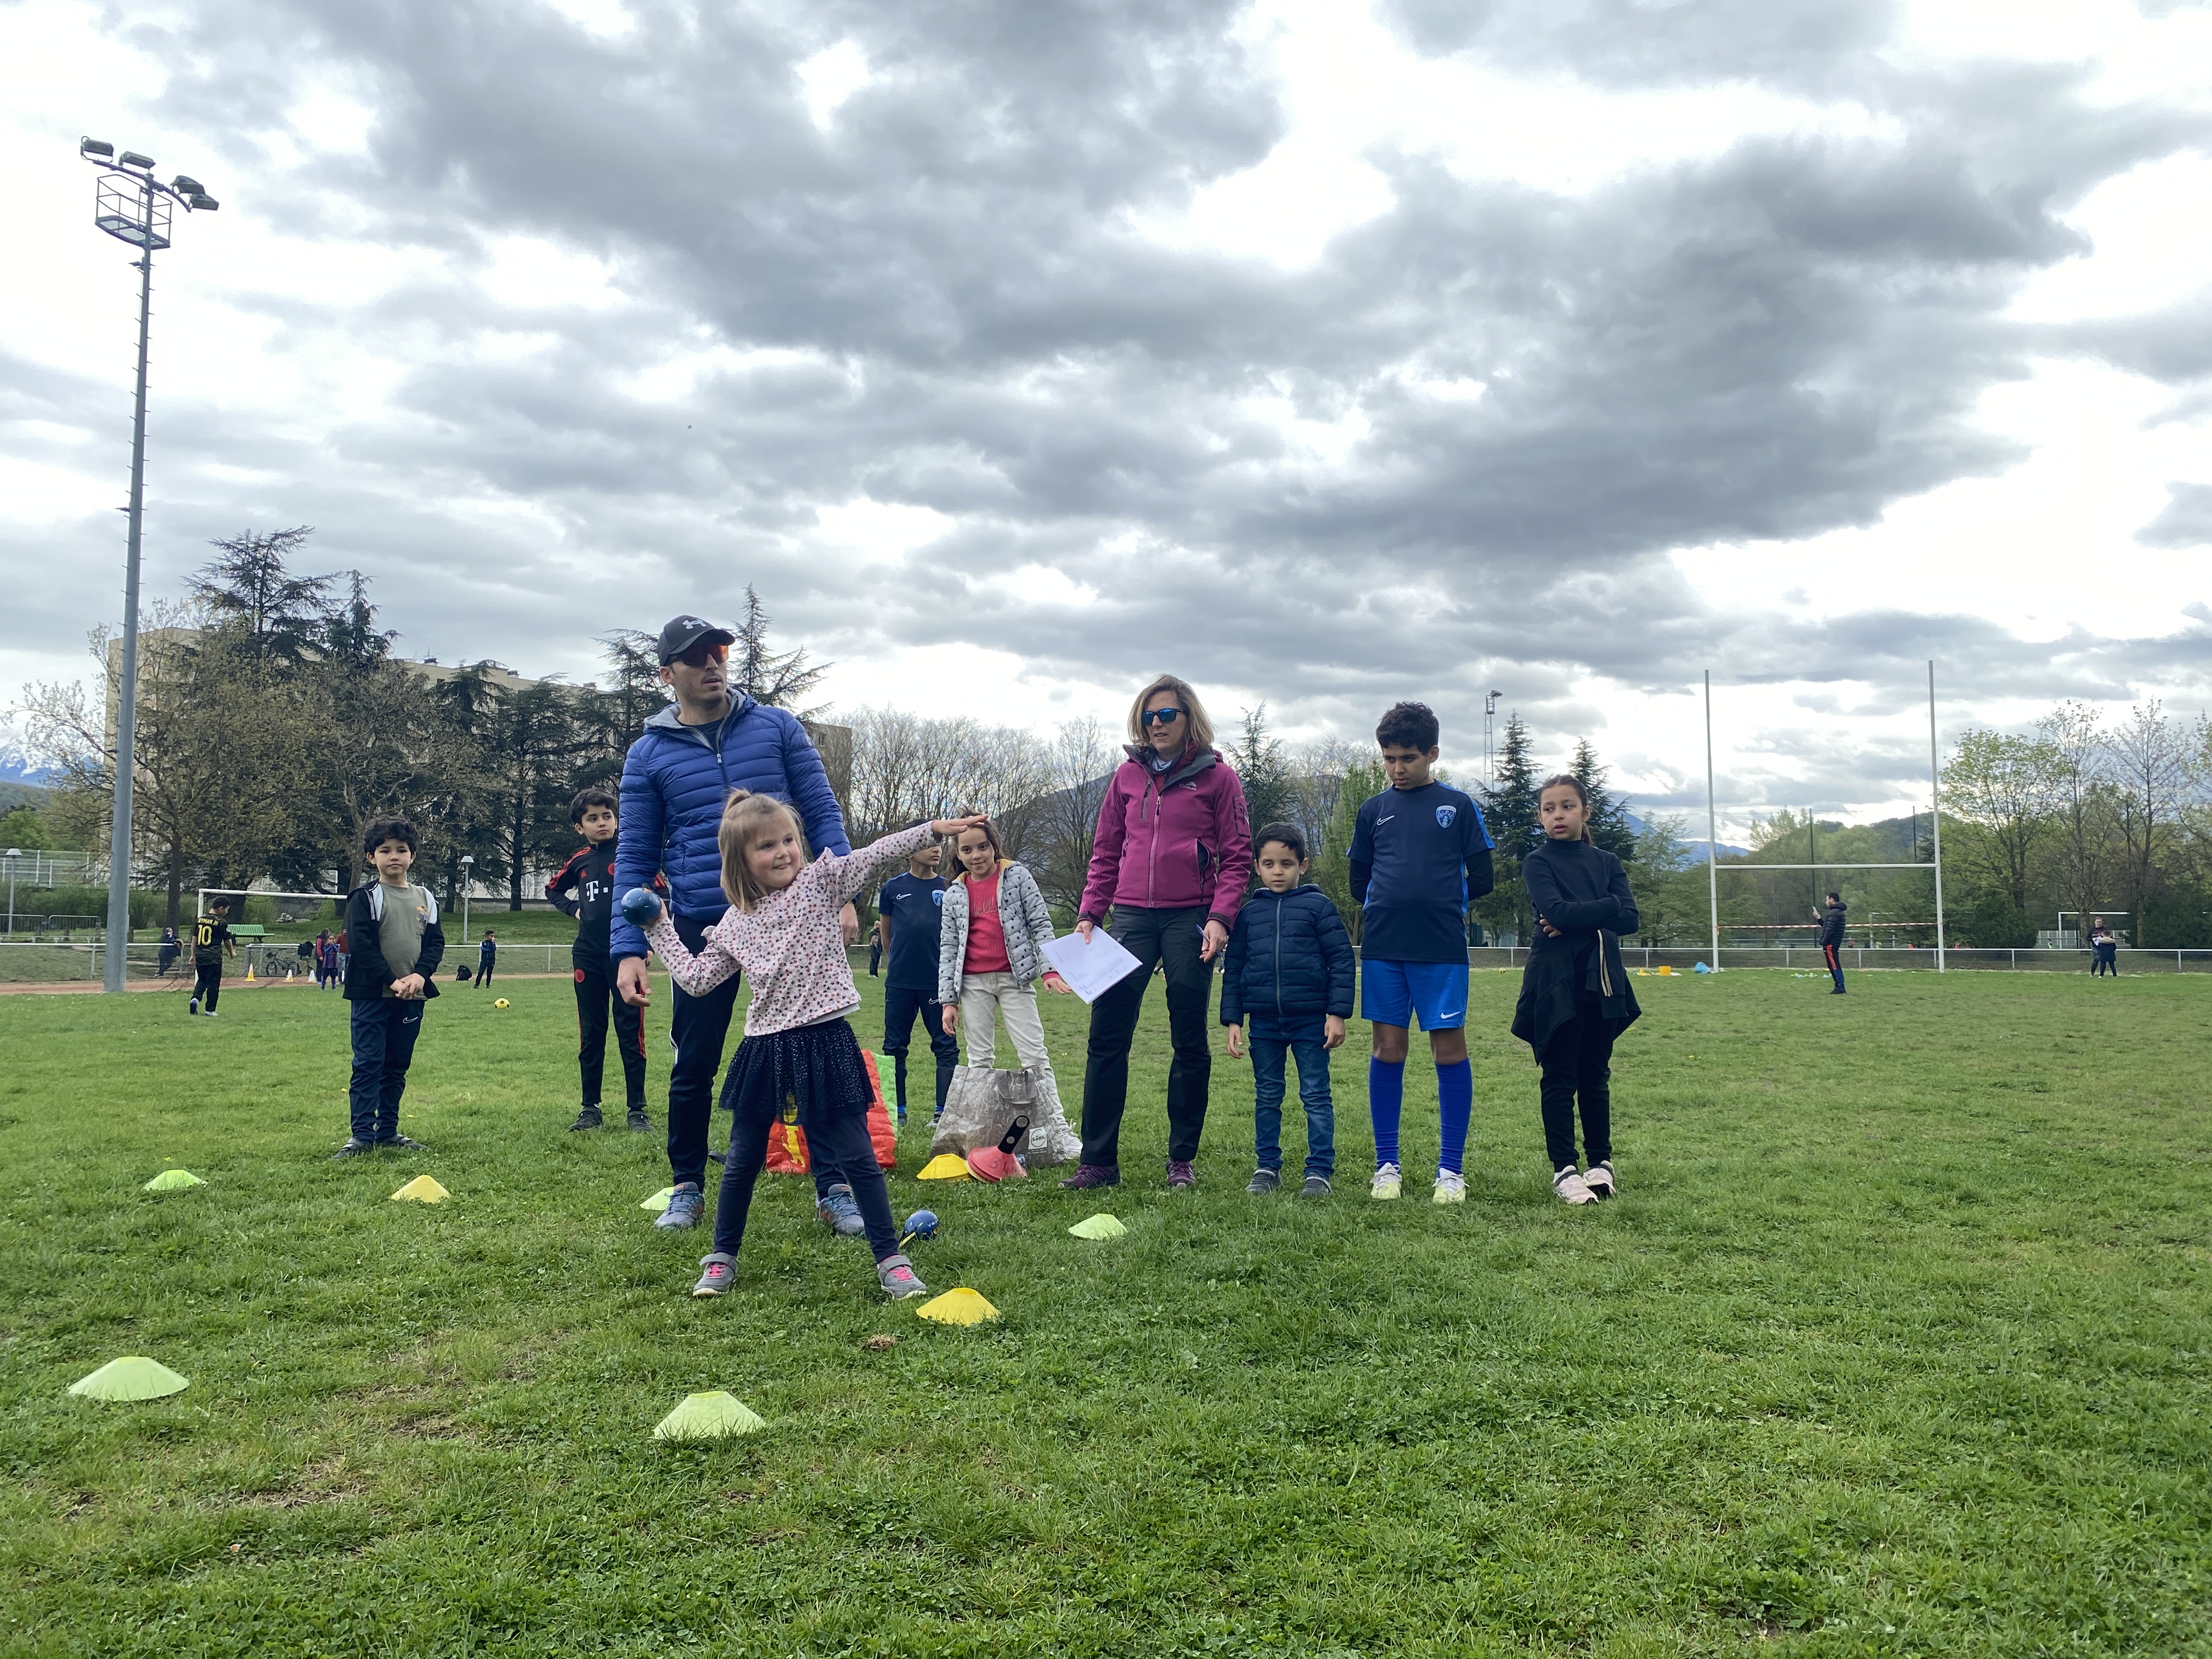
[245,962,255,981]
[389,1175,449,1204]
[917,1153,972,1181]
[640,1186,677,1212]
[916,1287,999,1325]
[494,997,509,1008]
[142,1169,206,1192]
[69,1356,188,1401]
[653,1391,765,1441]
[1657,965,1674,976]
[1067,1212,1126,1240]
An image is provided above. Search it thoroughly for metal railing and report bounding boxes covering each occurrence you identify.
[1457,945,2212,974]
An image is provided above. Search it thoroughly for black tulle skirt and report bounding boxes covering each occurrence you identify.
[719,1015,872,1127]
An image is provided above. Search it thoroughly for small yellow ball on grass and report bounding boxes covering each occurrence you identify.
[494,998,510,1008]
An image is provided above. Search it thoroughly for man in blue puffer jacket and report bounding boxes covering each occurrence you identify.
[612,614,857,1234]
[1219,821,1357,1197]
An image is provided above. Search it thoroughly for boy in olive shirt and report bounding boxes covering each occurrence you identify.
[335,816,445,1159]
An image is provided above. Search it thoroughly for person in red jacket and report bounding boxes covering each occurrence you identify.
[1063,674,1252,1190]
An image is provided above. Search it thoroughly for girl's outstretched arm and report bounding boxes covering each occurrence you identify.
[824,819,986,905]
[645,912,741,998]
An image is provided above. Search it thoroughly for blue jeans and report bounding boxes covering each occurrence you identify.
[348,997,426,1141]
[1249,1012,1335,1178]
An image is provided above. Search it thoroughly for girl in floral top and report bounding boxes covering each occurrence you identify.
[642,791,983,1300]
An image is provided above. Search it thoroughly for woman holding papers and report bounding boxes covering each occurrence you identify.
[1062,674,1252,1191]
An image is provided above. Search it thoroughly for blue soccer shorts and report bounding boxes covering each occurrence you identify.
[1358,959,1469,1031]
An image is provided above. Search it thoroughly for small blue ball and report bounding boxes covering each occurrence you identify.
[903,1209,939,1240]
[619,887,664,927]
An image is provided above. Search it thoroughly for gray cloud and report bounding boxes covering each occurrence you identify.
[9,0,2211,814]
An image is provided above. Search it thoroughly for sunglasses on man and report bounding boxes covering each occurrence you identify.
[674,641,729,669]
[1139,707,1184,727]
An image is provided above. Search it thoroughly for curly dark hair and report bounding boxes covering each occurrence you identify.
[361,815,420,855]
[569,786,618,825]
[1375,701,1440,752]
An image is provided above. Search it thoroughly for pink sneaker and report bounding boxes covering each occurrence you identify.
[1058,1163,1120,1190]
[1165,1159,1196,1188]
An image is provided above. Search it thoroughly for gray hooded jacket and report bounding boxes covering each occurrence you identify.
[938,860,1057,1002]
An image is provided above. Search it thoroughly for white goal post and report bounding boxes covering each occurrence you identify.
[1702,661,1946,971]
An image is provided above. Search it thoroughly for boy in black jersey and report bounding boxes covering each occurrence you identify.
[187,898,235,1016]
[548,787,656,1132]
[1347,702,1494,1204]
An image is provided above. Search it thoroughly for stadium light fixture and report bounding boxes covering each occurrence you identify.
[80,139,221,992]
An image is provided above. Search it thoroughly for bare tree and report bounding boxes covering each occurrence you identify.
[2102,701,2197,919]
[1940,726,2064,913]
[1029,718,1118,915]
[2040,702,2117,939]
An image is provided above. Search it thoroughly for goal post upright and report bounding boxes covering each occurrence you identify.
[1928,659,1945,971]
[1705,669,1722,972]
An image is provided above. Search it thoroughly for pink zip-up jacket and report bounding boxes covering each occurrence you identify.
[645,822,935,1037]
[1079,744,1252,928]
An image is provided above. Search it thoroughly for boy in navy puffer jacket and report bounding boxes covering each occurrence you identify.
[1221,822,1356,1196]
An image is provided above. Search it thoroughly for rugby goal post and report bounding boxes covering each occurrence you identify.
[1702,661,1946,971]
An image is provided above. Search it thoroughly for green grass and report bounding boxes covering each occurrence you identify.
[2,969,2208,1656]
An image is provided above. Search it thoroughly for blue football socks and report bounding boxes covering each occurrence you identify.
[1436,1058,1473,1175]
[1368,1058,1404,1166]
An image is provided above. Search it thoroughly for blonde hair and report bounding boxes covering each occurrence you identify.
[1126,674,1214,752]
[718,791,809,910]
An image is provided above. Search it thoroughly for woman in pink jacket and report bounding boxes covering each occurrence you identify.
[1061,674,1252,1190]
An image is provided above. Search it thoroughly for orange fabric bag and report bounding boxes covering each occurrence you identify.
[763,1049,898,1173]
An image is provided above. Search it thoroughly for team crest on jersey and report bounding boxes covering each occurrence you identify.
[932,890,944,906]
[1435,804,1457,828]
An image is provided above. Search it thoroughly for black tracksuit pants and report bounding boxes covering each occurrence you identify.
[475,955,494,988]
[1080,905,1215,1167]
[882,984,957,1118]
[1822,940,1844,992]
[191,962,222,1011]
[574,953,647,1109]
[1538,998,1615,1172]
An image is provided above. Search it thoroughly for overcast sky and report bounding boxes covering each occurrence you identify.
[3,0,2209,834]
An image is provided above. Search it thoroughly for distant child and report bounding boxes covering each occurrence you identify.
[2089,917,2117,977]
[641,793,985,1300]
[157,924,180,978]
[875,828,957,1124]
[938,817,1070,1076]
[1348,702,1495,1203]
[1220,822,1355,1197]
[475,928,496,989]
[1815,891,1848,994]
[1511,775,1639,1205]
[336,816,444,1158]
[548,787,655,1132]
[187,899,235,1016]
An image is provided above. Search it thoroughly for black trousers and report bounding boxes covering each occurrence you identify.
[662,916,839,1202]
[574,955,647,1109]
[882,983,957,1116]
[2091,946,2117,976]
[191,962,222,1011]
[1822,941,1844,992]
[1080,905,1215,1166]
[475,957,494,987]
[713,1105,898,1262]
[1539,1000,1615,1172]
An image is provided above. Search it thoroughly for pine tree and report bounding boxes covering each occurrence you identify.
[731,586,828,712]
[192,527,334,668]
[1570,736,1638,860]
[1476,713,1540,943]
[1231,704,1293,833]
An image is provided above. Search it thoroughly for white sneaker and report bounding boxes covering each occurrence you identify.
[1369,1162,1402,1200]
[1432,1169,1466,1204]
[1553,1166,1595,1205]
[1584,1160,1616,1199]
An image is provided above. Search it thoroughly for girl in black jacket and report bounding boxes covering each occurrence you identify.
[1510,776,1639,1205]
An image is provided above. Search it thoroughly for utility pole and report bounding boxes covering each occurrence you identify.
[80,138,219,992]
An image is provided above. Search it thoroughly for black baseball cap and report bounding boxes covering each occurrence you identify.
[655,614,735,666]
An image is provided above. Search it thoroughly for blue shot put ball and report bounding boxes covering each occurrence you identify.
[619,887,664,927]
[903,1209,939,1240]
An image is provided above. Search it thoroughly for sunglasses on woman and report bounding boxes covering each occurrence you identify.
[1140,707,1184,726]
[675,641,729,669]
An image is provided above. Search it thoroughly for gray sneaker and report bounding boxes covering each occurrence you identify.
[691,1252,736,1297]
[876,1254,929,1300]
[1245,1167,1281,1194]
[655,1182,704,1229]
[816,1183,866,1238]
[1300,1175,1331,1198]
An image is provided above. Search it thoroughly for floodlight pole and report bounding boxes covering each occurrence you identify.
[1705,670,1721,971]
[1929,659,1945,970]
[82,141,217,993]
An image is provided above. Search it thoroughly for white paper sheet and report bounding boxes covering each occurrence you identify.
[1039,928,1144,1003]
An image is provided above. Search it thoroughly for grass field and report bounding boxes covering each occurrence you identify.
[2,967,2207,1656]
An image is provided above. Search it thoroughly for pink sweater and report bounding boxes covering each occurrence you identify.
[646,823,936,1037]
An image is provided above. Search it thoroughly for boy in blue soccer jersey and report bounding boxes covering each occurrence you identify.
[1348,702,1496,1203]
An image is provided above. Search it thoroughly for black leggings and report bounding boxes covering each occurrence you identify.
[712,1107,898,1262]
[1080,905,1215,1166]
[1538,1002,1614,1172]
[191,962,222,1012]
